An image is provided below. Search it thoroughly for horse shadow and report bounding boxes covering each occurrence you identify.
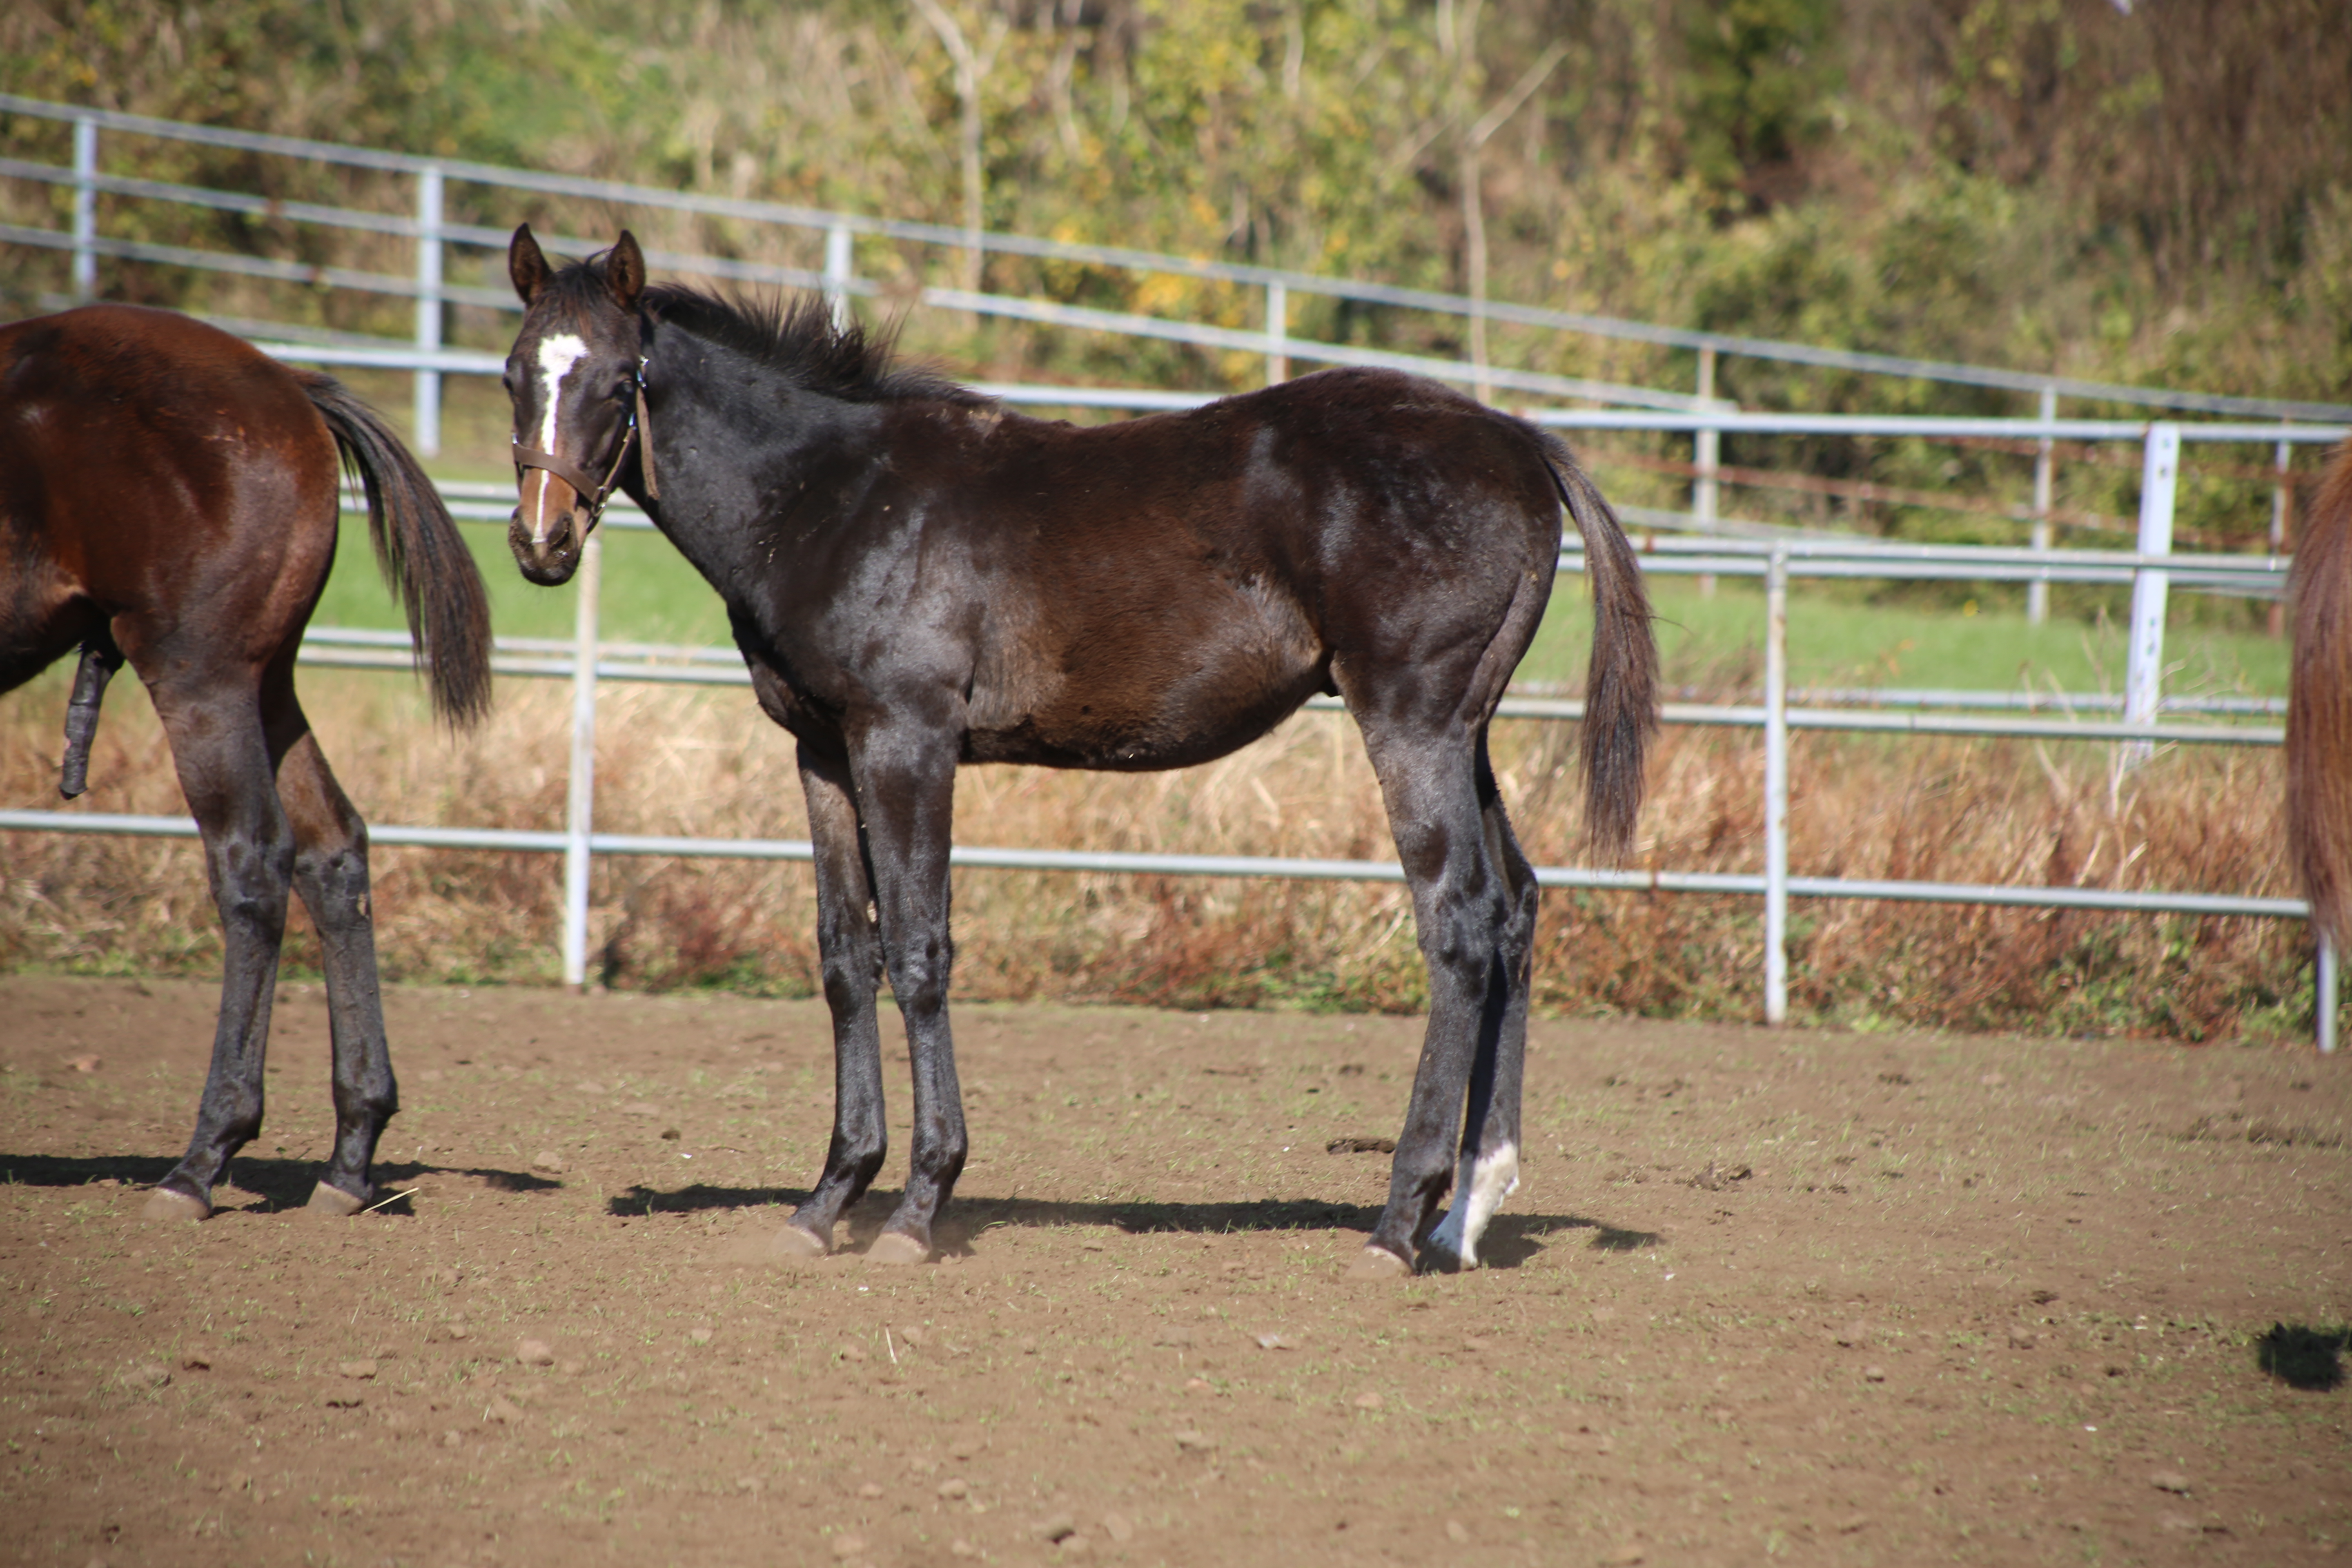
[0,1153,559,1215]
[606,1182,1664,1267]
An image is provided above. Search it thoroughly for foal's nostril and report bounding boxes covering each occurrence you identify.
[507,507,581,585]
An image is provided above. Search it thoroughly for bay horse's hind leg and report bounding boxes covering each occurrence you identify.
[1348,716,1522,1274]
[1425,729,1536,1269]
[265,664,397,1214]
[140,673,294,1221]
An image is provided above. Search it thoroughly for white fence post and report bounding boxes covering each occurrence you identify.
[413,165,443,458]
[2321,933,2340,1057]
[70,114,98,298]
[2271,430,2294,639]
[1265,279,1288,386]
[824,224,854,333]
[1695,345,1719,598]
[2124,422,2179,764]
[562,532,603,991]
[2027,384,2056,625]
[1764,543,1790,1025]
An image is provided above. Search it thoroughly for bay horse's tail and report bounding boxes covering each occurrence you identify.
[1540,434,1658,859]
[302,374,493,725]
[2288,439,2352,947]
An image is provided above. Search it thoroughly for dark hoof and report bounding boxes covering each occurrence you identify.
[1347,1244,1412,1280]
[304,1181,368,1217]
[773,1223,831,1259]
[140,1186,209,1223]
[867,1231,931,1267]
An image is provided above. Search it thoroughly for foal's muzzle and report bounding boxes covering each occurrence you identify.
[509,478,590,586]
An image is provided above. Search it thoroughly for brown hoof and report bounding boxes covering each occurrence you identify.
[772,1223,831,1259]
[1347,1244,1412,1280]
[305,1181,368,1217]
[866,1231,931,1266]
[140,1187,209,1223]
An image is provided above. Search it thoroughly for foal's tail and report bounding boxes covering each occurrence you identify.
[2288,439,2352,948]
[1541,434,1658,860]
[303,375,494,726]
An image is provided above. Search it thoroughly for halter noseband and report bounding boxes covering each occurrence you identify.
[512,354,660,524]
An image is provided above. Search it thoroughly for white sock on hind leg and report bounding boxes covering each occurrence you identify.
[1425,1140,1519,1268]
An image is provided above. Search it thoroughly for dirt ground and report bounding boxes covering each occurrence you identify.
[2,976,2348,1568]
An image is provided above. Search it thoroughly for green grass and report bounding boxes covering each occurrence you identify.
[321,495,2288,701]
[317,512,728,646]
[1526,577,2287,699]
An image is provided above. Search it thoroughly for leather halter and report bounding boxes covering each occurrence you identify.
[512,356,660,525]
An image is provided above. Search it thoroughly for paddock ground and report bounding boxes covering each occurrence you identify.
[2,975,2347,1566]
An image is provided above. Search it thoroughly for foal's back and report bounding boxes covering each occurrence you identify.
[864,368,1564,772]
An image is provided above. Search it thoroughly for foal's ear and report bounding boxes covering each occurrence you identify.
[509,224,550,305]
[607,231,647,312]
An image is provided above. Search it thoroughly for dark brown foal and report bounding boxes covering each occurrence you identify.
[499,229,1654,1275]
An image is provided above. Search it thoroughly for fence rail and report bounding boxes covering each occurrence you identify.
[11,91,2352,440]
[2,457,2331,1047]
[4,96,2344,1047]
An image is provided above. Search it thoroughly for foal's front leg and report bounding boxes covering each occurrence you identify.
[848,721,967,1265]
[778,744,889,1256]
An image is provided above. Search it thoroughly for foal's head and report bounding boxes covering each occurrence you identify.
[503,224,646,586]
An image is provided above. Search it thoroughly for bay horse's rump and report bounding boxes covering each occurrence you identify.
[2289,440,2352,946]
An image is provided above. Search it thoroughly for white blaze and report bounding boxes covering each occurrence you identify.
[1425,1140,1520,1269]
[528,333,589,543]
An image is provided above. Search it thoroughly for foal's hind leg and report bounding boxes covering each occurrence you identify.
[1426,731,1537,1269]
[267,671,397,1214]
[142,675,295,1221]
[777,743,891,1256]
[1349,721,1521,1274]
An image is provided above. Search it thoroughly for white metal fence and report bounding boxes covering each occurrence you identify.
[4,96,2348,1046]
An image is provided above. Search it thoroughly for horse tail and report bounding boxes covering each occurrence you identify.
[2288,439,2352,948]
[1540,433,1658,859]
[302,374,493,726]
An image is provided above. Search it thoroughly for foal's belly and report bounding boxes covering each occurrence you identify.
[961,611,1330,772]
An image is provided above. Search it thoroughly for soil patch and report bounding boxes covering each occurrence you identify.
[2,976,2348,1565]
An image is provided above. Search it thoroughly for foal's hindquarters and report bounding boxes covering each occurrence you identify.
[0,305,473,1220]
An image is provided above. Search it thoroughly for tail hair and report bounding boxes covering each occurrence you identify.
[303,374,493,726]
[2289,440,2352,948]
[1542,433,1658,860]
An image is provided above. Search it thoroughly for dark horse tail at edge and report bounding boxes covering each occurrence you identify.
[2289,439,2352,949]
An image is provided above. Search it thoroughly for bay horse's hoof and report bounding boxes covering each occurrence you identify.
[304,1181,368,1217]
[866,1231,931,1266]
[1348,1244,1412,1280]
[773,1223,831,1259]
[140,1186,209,1223]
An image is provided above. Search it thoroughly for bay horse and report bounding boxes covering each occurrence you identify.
[0,304,492,1221]
[2289,438,2352,952]
[500,227,1655,1274]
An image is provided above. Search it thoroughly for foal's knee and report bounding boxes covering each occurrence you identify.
[295,839,372,933]
[885,932,953,1021]
[212,832,294,936]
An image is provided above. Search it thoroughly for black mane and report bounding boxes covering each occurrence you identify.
[644,280,987,407]
[540,249,986,406]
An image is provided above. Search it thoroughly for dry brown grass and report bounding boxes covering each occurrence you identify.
[0,661,2310,1042]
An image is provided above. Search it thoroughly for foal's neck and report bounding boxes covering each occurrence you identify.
[635,318,888,578]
